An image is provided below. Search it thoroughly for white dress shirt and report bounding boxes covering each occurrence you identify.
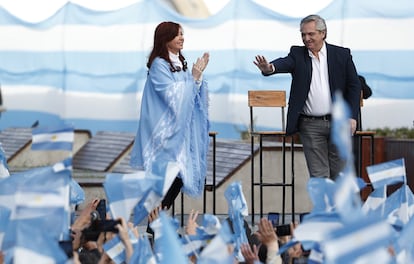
[302,42,331,116]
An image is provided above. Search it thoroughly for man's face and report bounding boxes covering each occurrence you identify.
[301,21,325,54]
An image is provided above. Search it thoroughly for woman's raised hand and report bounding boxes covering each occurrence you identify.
[192,52,209,81]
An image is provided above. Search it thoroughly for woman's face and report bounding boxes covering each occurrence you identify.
[167,27,184,54]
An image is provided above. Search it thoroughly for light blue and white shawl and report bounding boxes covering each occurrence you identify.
[130,57,209,198]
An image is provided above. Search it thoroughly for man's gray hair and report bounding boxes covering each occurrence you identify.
[300,14,327,39]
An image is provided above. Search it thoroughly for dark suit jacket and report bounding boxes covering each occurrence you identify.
[266,43,361,135]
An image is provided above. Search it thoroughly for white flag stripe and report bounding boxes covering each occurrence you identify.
[0,163,10,178]
[14,247,55,264]
[15,192,67,207]
[143,191,162,212]
[199,234,230,261]
[353,247,392,264]
[122,171,147,180]
[294,222,343,242]
[53,162,72,172]
[369,166,405,183]
[182,239,204,255]
[362,196,385,213]
[109,197,140,220]
[323,221,392,261]
[1,18,414,51]
[105,240,125,260]
[32,131,74,143]
[0,194,17,219]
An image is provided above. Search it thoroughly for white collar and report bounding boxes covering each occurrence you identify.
[169,51,182,68]
[308,42,327,58]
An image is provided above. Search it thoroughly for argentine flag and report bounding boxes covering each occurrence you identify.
[129,234,156,264]
[31,124,74,151]
[153,212,187,264]
[0,144,9,178]
[14,219,68,264]
[366,158,406,189]
[321,217,394,264]
[0,206,11,249]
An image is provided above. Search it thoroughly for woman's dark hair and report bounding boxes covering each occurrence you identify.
[147,21,187,71]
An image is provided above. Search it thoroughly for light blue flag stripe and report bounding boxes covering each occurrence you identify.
[104,170,155,222]
[133,162,180,225]
[69,178,85,205]
[154,212,187,264]
[362,185,387,214]
[393,212,414,260]
[0,159,72,250]
[103,236,126,264]
[181,233,211,257]
[224,181,249,260]
[387,184,411,227]
[366,158,406,189]
[294,212,343,246]
[307,177,336,213]
[129,234,156,264]
[331,91,352,164]
[0,206,11,249]
[0,144,9,179]
[198,220,235,264]
[31,124,74,151]
[368,184,413,228]
[334,169,363,223]
[14,218,68,264]
[322,217,394,264]
[181,214,221,256]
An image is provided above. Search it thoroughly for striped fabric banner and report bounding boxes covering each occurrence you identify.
[31,124,74,151]
[0,0,413,139]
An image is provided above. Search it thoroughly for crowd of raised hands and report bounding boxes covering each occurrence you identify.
[54,198,305,264]
[70,199,137,264]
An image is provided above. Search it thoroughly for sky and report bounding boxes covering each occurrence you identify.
[0,0,333,22]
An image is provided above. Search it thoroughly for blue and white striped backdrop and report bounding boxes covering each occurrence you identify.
[0,0,413,139]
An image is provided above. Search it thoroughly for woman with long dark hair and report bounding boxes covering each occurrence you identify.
[130,21,210,208]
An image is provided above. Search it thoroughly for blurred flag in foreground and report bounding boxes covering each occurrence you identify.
[0,144,9,178]
[153,211,187,264]
[133,162,179,225]
[69,178,85,205]
[104,162,179,225]
[0,159,72,250]
[362,185,387,214]
[322,216,394,264]
[31,124,74,151]
[366,158,406,189]
[0,206,11,249]
[129,234,156,264]
[224,181,248,261]
[13,219,67,264]
[104,170,154,222]
[394,213,414,263]
[331,91,352,163]
[103,230,138,264]
[198,220,234,264]
[307,177,336,213]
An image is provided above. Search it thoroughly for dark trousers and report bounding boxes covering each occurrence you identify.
[147,177,183,236]
[298,116,346,180]
[161,177,183,209]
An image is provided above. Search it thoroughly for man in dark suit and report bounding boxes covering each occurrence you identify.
[254,14,361,180]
